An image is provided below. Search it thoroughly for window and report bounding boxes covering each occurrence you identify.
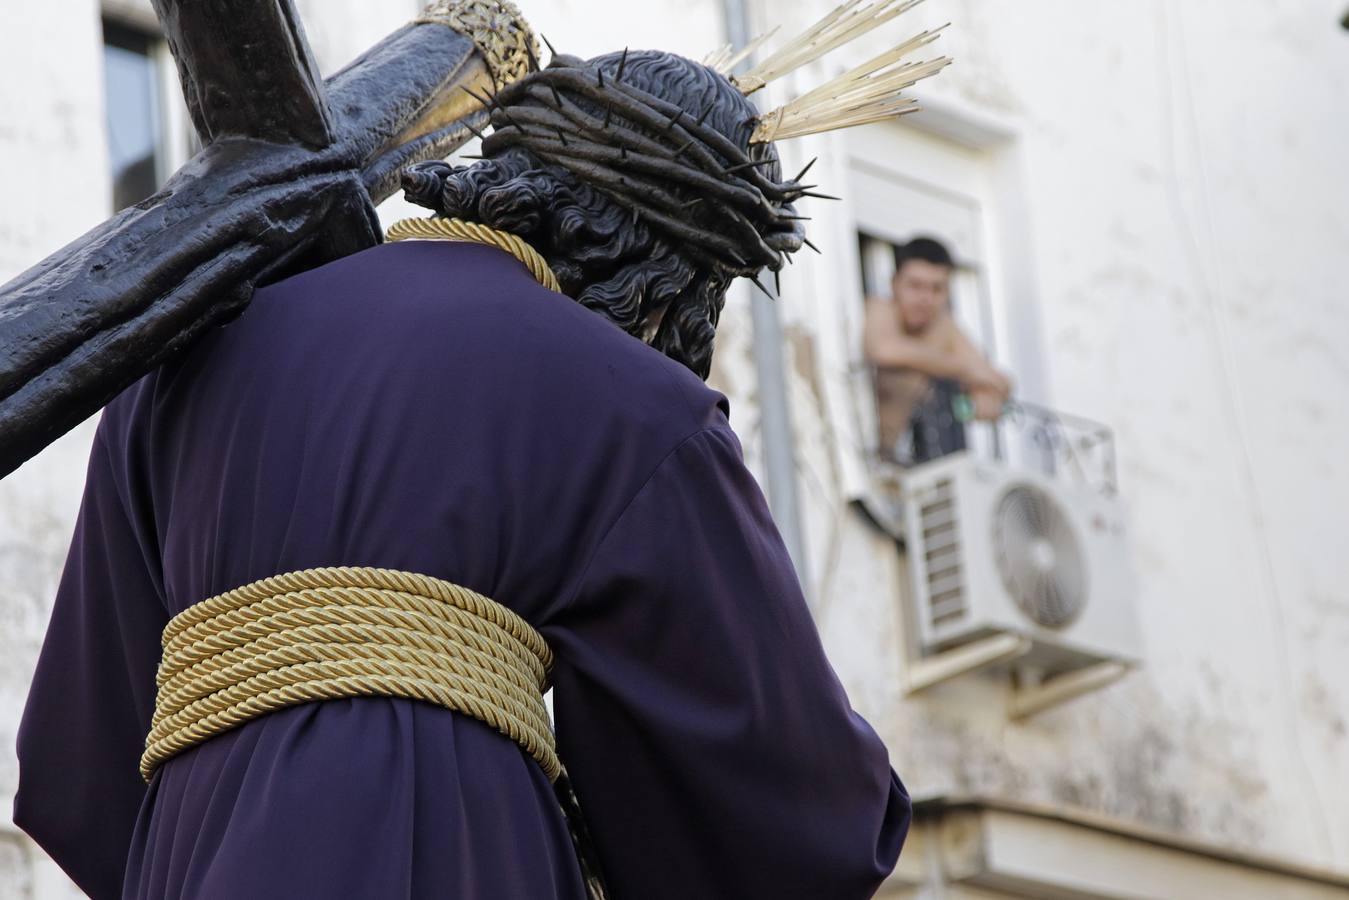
[102,20,166,211]
[844,121,1006,473]
[102,17,195,212]
[831,113,1114,501]
[860,231,983,467]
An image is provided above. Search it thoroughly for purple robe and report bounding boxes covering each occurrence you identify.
[13,239,910,899]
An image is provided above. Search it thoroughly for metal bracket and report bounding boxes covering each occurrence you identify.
[902,631,1132,719]
[903,633,1033,694]
[1008,660,1132,719]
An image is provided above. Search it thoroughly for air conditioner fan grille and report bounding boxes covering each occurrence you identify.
[992,484,1087,628]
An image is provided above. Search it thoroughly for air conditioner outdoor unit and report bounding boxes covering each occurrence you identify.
[899,451,1141,677]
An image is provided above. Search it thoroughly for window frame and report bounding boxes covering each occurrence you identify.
[100,9,194,213]
[803,99,1043,503]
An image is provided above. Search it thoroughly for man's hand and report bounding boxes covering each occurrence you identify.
[960,359,1011,398]
[969,386,1007,421]
[933,314,1009,407]
[961,357,1013,422]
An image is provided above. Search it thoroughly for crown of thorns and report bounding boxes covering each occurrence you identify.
[472,52,816,286]
[461,0,950,293]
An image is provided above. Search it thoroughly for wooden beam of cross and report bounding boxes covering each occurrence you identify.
[0,0,536,479]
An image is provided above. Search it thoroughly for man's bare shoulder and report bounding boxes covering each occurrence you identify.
[862,295,898,333]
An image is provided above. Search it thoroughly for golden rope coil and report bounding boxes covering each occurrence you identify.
[142,566,559,783]
[386,216,562,294]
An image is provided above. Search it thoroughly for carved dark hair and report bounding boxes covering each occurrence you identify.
[401,50,810,380]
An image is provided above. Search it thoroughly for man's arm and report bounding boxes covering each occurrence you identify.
[862,298,1001,388]
[946,325,1012,421]
[948,325,1012,396]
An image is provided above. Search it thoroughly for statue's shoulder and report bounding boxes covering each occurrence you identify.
[260,238,729,435]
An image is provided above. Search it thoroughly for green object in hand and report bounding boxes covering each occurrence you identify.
[953,393,975,423]
[953,393,1014,422]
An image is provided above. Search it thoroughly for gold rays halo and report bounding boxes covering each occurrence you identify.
[703,28,779,75]
[704,0,952,144]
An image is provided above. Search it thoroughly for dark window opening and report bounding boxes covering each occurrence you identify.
[102,20,164,211]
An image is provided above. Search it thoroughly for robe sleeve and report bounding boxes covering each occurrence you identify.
[13,418,168,900]
[548,426,910,900]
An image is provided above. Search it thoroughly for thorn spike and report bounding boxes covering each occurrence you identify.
[540,34,559,57]
[723,159,774,175]
[616,47,629,82]
[803,237,822,254]
[748,274,774,299]
[793,157,818,183]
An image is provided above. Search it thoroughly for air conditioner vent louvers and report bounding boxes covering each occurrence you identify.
[920,478,965,627]
[992,484,1088,628]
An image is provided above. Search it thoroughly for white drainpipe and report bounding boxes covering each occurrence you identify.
[720,0,813,604]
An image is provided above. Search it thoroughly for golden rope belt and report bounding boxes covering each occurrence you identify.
[141,566,559,783]
[385,216,562,293]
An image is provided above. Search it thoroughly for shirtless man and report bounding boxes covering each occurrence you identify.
[863,237,1011,464]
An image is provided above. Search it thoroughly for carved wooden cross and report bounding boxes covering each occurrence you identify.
[0,0,535,477]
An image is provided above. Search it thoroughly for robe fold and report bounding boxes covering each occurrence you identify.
[14,239,910,899]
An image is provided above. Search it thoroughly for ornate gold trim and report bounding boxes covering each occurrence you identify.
[415,0,538,88]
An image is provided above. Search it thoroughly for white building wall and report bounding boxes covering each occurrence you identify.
[1,1,115,895]
[752,0,1349,876]
[1,1,1347,895]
